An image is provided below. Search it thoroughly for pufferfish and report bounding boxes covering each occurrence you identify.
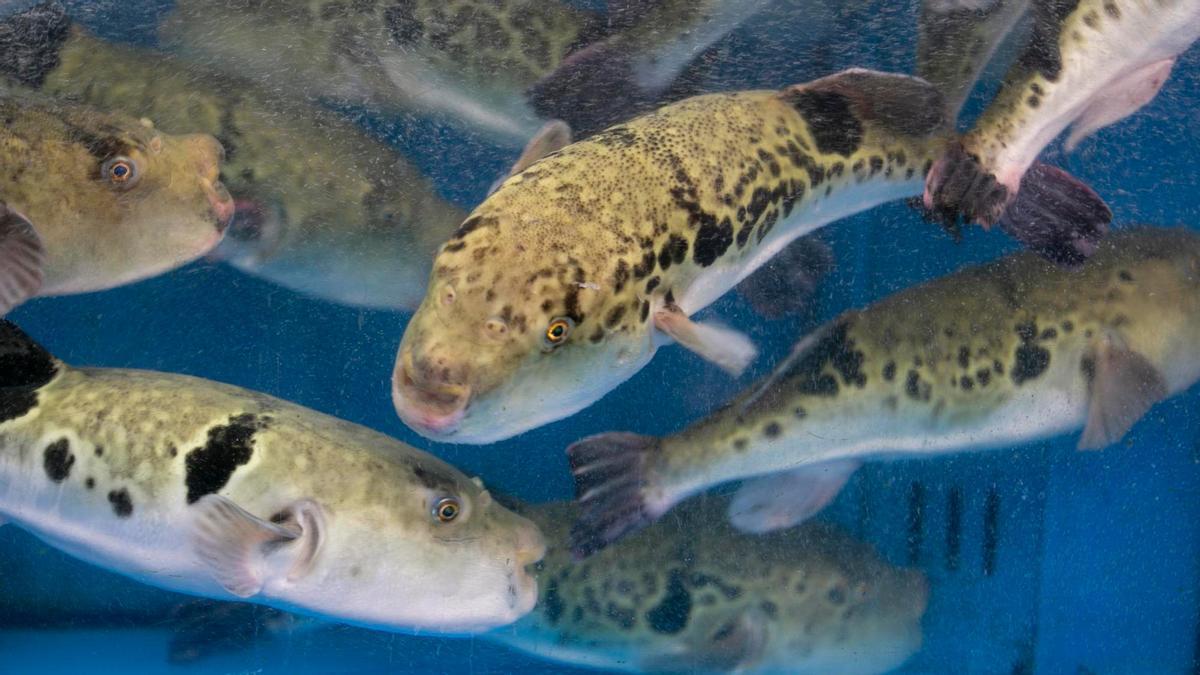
[394,67,1109,444]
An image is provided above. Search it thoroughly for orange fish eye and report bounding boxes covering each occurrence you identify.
[434,497,461,523]
[545,318,572,346]
[102,157,139,187]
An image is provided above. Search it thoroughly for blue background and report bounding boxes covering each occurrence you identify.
[2,0,1199,672]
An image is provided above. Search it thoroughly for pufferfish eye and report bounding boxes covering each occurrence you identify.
[544,317,574,348]
[434,497,461,523]
[101,156,139,189]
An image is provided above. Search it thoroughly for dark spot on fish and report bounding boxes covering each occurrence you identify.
[764,422,782,438]
[1015,322,1037,341]
[383,4,422,44]
[977,369,991,386]
[1027,95,1040,108]
[442,241,466,253]
[606,603,636,630]
[644,277,660,294]
[883,361,896,381]
[960,376,974,390]
[85,477,94,490]
[544,578,564,624]
[761,600,778,619]
[994,359,1005,374]
[958,346,970,369]
[640,300,650,323]
[95,446,104,457]
[827,586,846,605]
[1103,1,1119,19]
[733,438,748,451]
[794,407,807,419]
[632,249,657,280]
[646,569,691,634]
[411,463,458,493]
[0,389,38,424]
[1062,320,1074,333]
[869,156,884,175]
[612,260,630,294]
[43,438,73,483]
[1012,343,1050,385]
[107,488,133,518]
[1019,0,1082,81]
[786,90,864,156]
[1040,328,1058,340]
[605,305,627,329]
[184,414,268,505]
[589,327,605,343]
[1118,270,1133,282]
[450,215,493,241]
[692,217,734,267]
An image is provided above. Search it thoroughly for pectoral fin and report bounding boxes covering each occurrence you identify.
[642,607,768,673]
[654,304,757,376]
[1078,339,1168,450]
[0,203,45,316]
[1065,58,1175,152]
[488,120,573,195]
[728,460,861,533]
[191,495,325,597]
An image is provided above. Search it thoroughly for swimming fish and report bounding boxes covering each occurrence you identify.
[394,67,1104,444]
[569,227,1200,555]
[158,0,602,146]
[0,320,545,634]
[0,12,234,314]
[924,0,1200,228]
[528,0,775,137]
[488,499,928,674]
[2,5,465,310]
[916,0,1031,121]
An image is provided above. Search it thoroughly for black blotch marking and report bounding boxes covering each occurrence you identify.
[1040,328,1057,340]
[794,407,807,419]
[960,376,974,391]
[639,300,650,323]
[412,462,459,493]
[0,321,59,422]
[1061,320,1074,333]
[85,477,95,490]
[733,438,748,451]
[958,346,971,369]
[184,414,269,504]
[1019,0,1082,81]
[828,586,846,605]
[1118,270,1133,283]
[645,568,691,634]
[976,369,991,387]
[544,578,564,624]
[108,488,133,518]
[786,90,864,156]
[692,217,734,267]
[905,370,931,402]
[43,438,73,483]
[383,4,421,44]
[883,361,896,381]
[606,603,636,630]
[690,572,741,600]
[1011,322,1051,385]
[442,240,466,253]
[763,422,781,438]
[907,481,924,564]
[946,487,963,571]
[95,446,105,457]
[612,260,630,294]
[1027,95,1040,109]
[0,389,38,424]
[450,215,495,241]
[644,276,660,293]
[993,359,1005,375]
[589,327,605,344]
[983,487,999,576]
[605,304,627,329]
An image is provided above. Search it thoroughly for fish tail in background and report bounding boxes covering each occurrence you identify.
[0,319,59,388]
[735,235,834,319]
[567,432,663,559]
[527,40,652,138]
[0,205,45,316]
[0,1,70,88]
[921,142,1110,265]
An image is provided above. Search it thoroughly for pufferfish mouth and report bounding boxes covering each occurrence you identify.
[392,354,471,438]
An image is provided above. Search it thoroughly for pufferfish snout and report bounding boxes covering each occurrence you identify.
[392,345,473,437]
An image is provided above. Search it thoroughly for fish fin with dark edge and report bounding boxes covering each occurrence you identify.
[921,140,1009,229]
[567,432,664,559]
[191,495,324,598]
[735,235,834,319]
[727,459,861,533]
[0,1,71,88]
[1078,338,1168,451]
[783,68,949,139]
[0,204,45,316]
[1064,57,1176,152]
[0,318,59,388]
[654,304,756,376]
[487,120,573,196]
[997,161,1110,267]
[642,607,769,673]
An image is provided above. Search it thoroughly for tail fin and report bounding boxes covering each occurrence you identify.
[567,432,663,559]
[0,319,58,389]
[922,143,1110,266]
[0,1,70,88]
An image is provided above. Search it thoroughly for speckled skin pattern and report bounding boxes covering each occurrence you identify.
[0,354,546,634]
[492,501,927,674]
[651,228,1200,500]
[962,0,1200,186]
[41,29,465,310]
[397,73,948,443]
[161,0,600,143]
[0,88,228,295]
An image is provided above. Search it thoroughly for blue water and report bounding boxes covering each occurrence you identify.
[3,1,1200,672]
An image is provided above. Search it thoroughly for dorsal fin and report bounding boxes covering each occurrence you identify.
[0,319,58,388]
[782,68,949,145]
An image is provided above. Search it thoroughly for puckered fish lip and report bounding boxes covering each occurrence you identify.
[392,352,471,438]
[512,521,547,615]
[204,178,236,233]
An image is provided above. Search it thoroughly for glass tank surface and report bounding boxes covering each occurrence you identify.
[0,0,1198,672]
